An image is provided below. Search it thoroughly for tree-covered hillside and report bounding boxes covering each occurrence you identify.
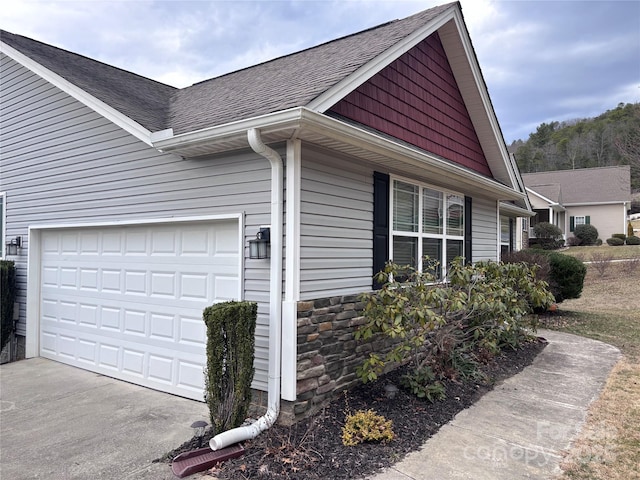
[509,102,640,191]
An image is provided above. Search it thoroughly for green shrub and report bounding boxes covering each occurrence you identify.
[595,238,603,246]
[356,259,553,385]
[342,409,394,446]
[203,301,257,434]
[547,253,587,302]
[1,261,17,352]
[606,237,625,246]
[612,233,627,241]
[400,366,446,402]
[574,224,599,246]
[508,251,586,303]
[626,235,640,245]
[532,222,564,249]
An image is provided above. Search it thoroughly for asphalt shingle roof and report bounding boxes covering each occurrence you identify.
[168,2,455,135]
[523,166,631,204]
[0,30,176,132]
[1,2,456,135]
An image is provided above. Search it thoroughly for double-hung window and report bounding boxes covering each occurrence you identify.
[390,179,464,278]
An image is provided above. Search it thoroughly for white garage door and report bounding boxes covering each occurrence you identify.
[38,220,241,400]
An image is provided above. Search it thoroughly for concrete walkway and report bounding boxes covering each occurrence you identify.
[369,330,621,480]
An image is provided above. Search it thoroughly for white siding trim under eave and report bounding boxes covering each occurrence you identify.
[0,47,153,145]
[299,146,374,300]
[472,196,499,262]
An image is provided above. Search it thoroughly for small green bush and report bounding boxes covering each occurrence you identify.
[400,366,446,402]
[203,301,257,434]
[547,253,587,302]
[532,222,564,250]
[606,237,625,246]
[612,233,627,241]
[1,261,17,352]
[574,224,599,246]
[595,239,603,246]
[626,235,640,245]
[342,409,394,446]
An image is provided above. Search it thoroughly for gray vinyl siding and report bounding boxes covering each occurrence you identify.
[300,146,374,299]
[472,196,499,262]
[0,54,271,389]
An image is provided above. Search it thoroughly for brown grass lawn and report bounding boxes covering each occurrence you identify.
[540,256,640,479]
[562,245,640,261]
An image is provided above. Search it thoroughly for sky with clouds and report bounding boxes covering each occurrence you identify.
[2,0,639,143]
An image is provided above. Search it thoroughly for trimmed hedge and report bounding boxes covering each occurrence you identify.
[1,261,17,352]
[612,233,627,241]
[203,301,257,434]
[606,237,625,246]
[626,235,640,245]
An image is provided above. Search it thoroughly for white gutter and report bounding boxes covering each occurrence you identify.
[209,128,283,451]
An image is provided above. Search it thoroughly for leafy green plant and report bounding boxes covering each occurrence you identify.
[606,237,625,246]
[612,233,627,241]
[400,366,446,402]
[1,261,17,352]
[355,259,554,385]
[626,235,640,245]
[341,409,394,446]
[574,224,599,246]
[203,301,257,434]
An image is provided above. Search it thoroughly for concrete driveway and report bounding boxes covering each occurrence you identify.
[0,358,209,479]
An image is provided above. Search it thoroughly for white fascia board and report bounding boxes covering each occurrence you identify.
[563,201,628,207]
[446,11,517,191]
[500,202,534,217]
[306,5,458,112]
[299,109,525,201]
[525,187,557,206]
[152,107,305,153]
[1,42,154,146]
[153,106,525,201]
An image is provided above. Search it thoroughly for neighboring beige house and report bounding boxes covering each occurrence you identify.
[522,166,631,243]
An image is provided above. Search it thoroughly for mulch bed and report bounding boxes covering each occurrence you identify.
[161,337,547,479]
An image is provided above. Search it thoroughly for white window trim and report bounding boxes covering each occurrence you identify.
[389,175,465,277]
[574,216,586,226]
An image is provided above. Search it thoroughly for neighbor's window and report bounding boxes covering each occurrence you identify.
[391,179,464,278]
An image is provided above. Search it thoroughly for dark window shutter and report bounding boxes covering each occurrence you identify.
[570,216,575,232]
[373,172,390,289]
[585,216,590,225]
[464,196,472,263]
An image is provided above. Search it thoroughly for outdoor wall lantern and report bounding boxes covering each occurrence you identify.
[190,420,208,448]
[249,227,270,259]
[5,236,21,256]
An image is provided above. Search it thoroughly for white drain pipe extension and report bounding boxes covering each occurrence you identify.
[210,128,283,451]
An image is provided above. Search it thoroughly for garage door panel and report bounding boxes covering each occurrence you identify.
[39,220,240,400]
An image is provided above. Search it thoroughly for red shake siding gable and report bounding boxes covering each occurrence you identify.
[329,32,492,177]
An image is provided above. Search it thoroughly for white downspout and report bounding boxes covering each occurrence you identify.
[210,128,283,451]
